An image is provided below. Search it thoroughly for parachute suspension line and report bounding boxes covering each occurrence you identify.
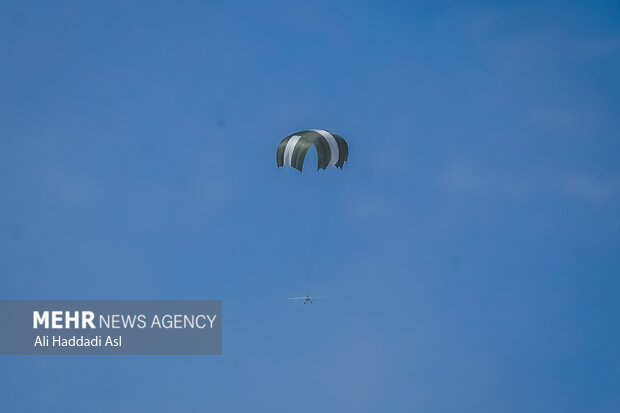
[297,177,321,298]
[300,199,313,297]
[291,179,314,298]
[300,221,310,296]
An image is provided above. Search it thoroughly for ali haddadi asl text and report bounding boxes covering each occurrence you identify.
[34,335,121,348]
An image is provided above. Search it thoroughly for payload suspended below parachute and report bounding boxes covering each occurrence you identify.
[276,129,348,172]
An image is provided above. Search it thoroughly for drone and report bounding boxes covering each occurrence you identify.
[288,295,326,304]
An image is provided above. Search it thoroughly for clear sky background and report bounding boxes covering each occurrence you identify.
[1,1,619,412]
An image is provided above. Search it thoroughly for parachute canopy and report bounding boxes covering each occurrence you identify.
[276,129,348,172]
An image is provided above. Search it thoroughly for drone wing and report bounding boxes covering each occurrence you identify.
[308,296,327,300]
[288,297,306,300]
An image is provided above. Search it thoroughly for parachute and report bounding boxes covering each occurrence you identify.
[276,129,349,301]
[276,129,348,171]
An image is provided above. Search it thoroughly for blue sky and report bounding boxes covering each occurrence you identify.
[1,1,619,412]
